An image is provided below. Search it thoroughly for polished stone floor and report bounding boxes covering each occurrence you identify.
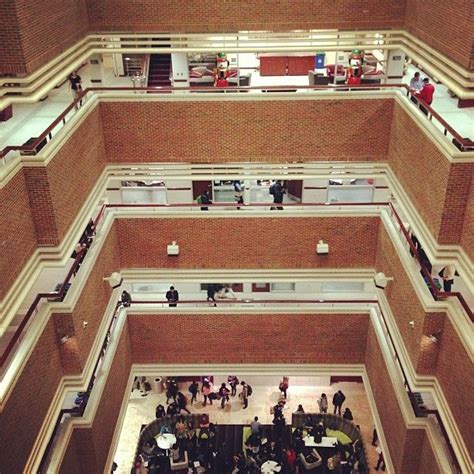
[112,376,381,473]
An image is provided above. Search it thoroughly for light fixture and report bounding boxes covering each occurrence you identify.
[374,272,394,289]
[316,240,329,255]
[167,241,180,256]
[82,321,89,329]
[59,335,70,344]
[428,330,442,343]
[409,320,416,328]
[103,272,123,288]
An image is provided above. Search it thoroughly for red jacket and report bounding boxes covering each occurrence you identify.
[417,83,435,105]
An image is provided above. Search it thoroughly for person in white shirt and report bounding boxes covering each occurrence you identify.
[409,71,423,92]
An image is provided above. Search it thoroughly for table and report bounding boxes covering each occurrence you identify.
[261,460,282,473]
[303,435,338,448]
[156,433,177,449]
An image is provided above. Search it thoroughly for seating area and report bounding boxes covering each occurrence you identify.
[132,411,369,473]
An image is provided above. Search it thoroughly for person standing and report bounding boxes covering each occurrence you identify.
[374,450,386,471]
[332,390,346,415]
[317,393,328,413]
[409,71,423,92]
[218,382,230,409]
[416,77,435,115]
[250,416,262,435]
[197,190,212,211]
[439,265,458,292]
[177,391,191,414]
[155,404,166,419]
[240,381,250,409]
[68,71,83,108]
[121,290,132,307]
[270,180,285,210]
[228,375,239,396]
[202,379,213,406]
[207,284,218,306]
[279,376,289,399]
[166,286,179,307]
[188,380,199,405]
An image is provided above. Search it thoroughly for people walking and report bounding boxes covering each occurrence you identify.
[202,379,213,406]
[279,376,289,399]
[317,393,328,413]
[177,391,191,414]
[218,382,230,409]
[188,380,199,405]
[240,381,250,409]
[228,375,239,396]
[333,390,346,415]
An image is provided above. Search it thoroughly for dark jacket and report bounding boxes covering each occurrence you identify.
[333,392,346,406]
[166,289,179,302]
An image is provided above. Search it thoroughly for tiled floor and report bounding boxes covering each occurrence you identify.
[112,376,381,473]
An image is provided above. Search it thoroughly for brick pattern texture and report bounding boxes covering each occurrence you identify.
[59,324,132,474]
[365,325,423,473]
[417,431,442,474]
[460,174,474,261]
[117,216,380,270]
[0,320,63,473]
[45,107,107,242]
[100,99,393,162]
[0,0,88,74]
[387,102,451,241]
[436,318,474,456]
[128,313,370,364]
[54,225,121,371]
[0,0,25,74]
[86,0,405,33]
[0,171,38,300]
[405,0,474,70]
[438,162,473,246]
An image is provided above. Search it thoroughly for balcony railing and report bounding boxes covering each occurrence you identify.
[1,84,472,163]
[1,201,471,378]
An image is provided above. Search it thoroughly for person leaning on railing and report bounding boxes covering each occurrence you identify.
[415,77,435,115]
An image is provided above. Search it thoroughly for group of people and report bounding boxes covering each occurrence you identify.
[71,218,96,275]
[409,71,435,114]
[186,377,253,410]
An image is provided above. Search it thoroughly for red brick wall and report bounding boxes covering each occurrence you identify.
[0,320,63,473]
[376,224,434,371]
[45,107,107,242]
[0,0,88,75]
[0,0,25,74]
[54,224,121,371]
[128,313,369,364]
[0,171,38,300]
[87,0,405,33]
[436,318,474,456]
[60,324,132,474]
[460,171,474,261]
[365,325,423,473]
[405,0,474,70]
[100,99,392,162]
[417,431,442,474]
[117,216,379,269]
[387,102,451,241]
[438,163,473,247]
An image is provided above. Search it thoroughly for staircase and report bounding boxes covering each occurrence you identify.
[147,54,172,88]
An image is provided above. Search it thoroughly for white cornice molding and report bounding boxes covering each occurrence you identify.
[1,29,473,107]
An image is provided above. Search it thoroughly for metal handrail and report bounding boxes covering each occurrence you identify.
[1,83,472,161]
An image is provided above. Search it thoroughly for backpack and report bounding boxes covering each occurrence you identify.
[247,384,253,396]
[269,184,275,195]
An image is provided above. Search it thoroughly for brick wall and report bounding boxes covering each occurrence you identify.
[438,162,473,247]
[376,224,434,371]
[100,99,393,162]
[0,0,88,75]
[0,320,63,473]
[87,0,405,33]
[117,216,379,270]
[128,312,369,364]
[365,325,424,473]
[60,323,132,474]
[387,101,451,241]
[460,168,474,261]
[405,0,474,70]
[0,171,38,300]
[0,0,25,74]
[436,318,474,456]
[417,431,443,474]
[54,224,121,371]
[45,107,107,242]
